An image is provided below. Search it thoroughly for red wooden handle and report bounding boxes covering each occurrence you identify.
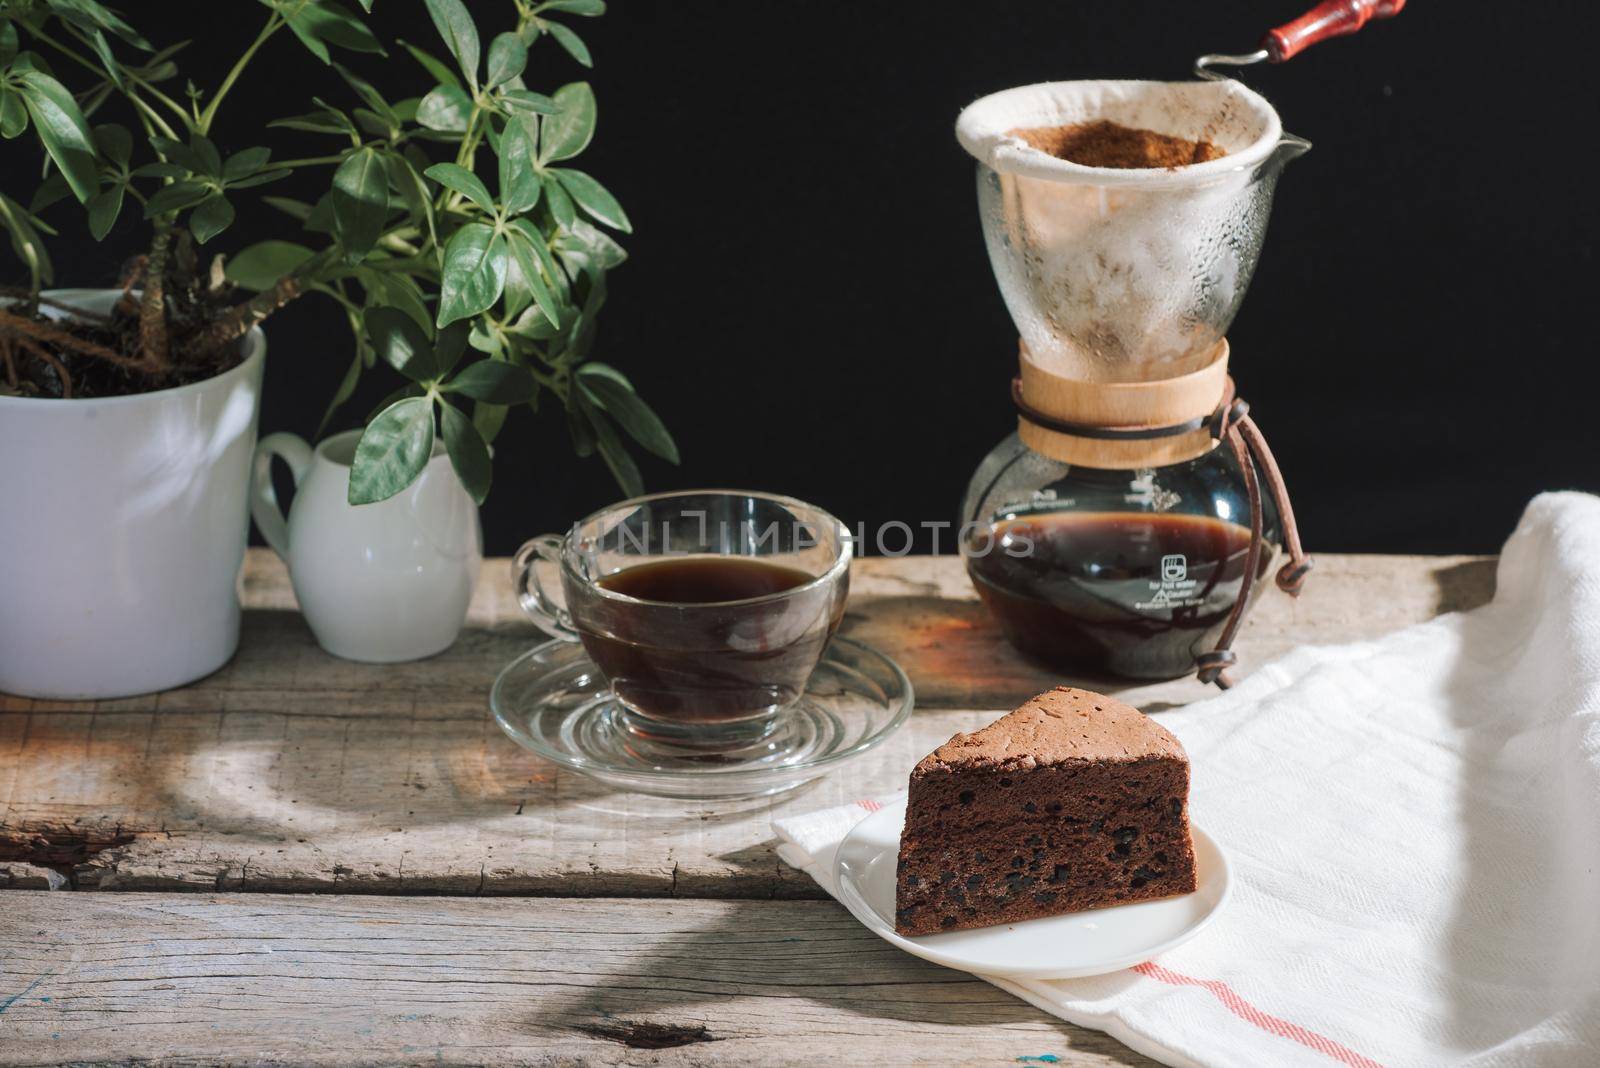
[1262,0,1406,62]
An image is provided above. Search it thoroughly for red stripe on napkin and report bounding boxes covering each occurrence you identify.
[855,799,882,812]
[1132,961,1386,1068]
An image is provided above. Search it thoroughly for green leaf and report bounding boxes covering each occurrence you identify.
[85,184,123,239]
[29,172,71,213]
[497,119,540,214]
[226,168,290,189]
[226,240,315,290]
[149,134,205,173]
[444,359,537,403]
[542,0,605,15]
[222,146,271,181]
[85,28,123,89]
[473,401,509,443]
[546,22,591,68]
[190,134,223,175]
[91,123,131,166]
[583,401,643,497]
[506,225,563,330]
[284,0,384,64]
[424,0,480,88]
[349,397,436,505]
[0,91,26,139]
[367,264,434,336]
[542,173,576,229]
[423,162,492,213]
[143,180,211,217]
[285,24,329,63]
[330,147,388,259]
[500,89,557,114]
[398,39,460,91]
[190,194,235,244]
[435,321,468,376]
[15,71,99,202]
[416,83,472,133]
[352,108,387,138]
[364,305,438,382]
[556,218,627,276]
[130,161,185,178]
[263,196,313,222]
[485,32,527,90]
[0,193,55,287]
[0,23,18,67]
[539,82,595,163]
[269,102,357,137]
[468,320,504,356]
[305,192,337,234]
[566,403,595,457]
[436,223,507,327]
[550,168,629,232]
[498,244,532,322]
[48,0,151,47]
[578,365,678,463]
[333,62,396,129]
[439,400,491,503]
[385,150,437,248]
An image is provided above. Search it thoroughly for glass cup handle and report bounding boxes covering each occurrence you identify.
[512,535,579,641]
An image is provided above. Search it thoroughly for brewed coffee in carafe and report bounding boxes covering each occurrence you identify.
[955,79,1309,683]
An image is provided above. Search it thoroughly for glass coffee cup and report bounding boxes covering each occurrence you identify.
[514,490,851,750]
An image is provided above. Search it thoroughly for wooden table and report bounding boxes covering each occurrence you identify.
[0,550,1493,1065]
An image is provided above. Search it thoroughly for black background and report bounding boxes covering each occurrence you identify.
[17,2,1600,555]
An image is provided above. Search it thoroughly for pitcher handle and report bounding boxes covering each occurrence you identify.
[250,432,315,559]
[513,535,579,641]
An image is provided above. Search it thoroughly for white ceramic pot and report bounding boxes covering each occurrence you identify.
[250,429,481,662]
[0,289,266,699]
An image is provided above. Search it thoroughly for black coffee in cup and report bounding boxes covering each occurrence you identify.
[573,556,837,728]
[515,491,852,749]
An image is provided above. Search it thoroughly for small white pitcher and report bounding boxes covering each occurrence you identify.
[250,429,482,662]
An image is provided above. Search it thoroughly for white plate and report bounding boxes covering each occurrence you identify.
[834,798,1231,979]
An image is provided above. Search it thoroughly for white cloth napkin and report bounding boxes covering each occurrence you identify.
[775,492,1600,1068]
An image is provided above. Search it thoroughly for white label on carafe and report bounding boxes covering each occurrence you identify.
[1135,553,1205,611]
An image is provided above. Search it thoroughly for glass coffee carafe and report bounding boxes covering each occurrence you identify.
[954,79,1309,683]
[961,435,1280,680]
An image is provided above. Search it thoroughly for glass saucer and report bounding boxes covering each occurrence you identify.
[489,637,914,799]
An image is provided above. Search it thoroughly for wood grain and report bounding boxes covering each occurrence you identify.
[0,552,1493,896]
[0,891,1158,1067]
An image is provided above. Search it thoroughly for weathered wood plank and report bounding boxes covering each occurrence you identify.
[0,553,1493,896]
[0,892,1157,1067]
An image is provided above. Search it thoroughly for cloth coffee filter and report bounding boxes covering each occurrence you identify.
[957,81,1295,384]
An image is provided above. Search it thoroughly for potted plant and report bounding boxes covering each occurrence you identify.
[0,0,674,698]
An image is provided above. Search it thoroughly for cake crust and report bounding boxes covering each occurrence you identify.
[894,687,1197,936]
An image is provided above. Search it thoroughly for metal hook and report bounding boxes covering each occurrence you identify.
[1194,49,1269,81]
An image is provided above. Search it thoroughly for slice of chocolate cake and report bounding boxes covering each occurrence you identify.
[895,686,1197,936]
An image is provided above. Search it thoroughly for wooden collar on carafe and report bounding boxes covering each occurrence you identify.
[1013,340,1230,467]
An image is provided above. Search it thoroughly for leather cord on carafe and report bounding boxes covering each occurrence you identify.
[1194,393,1314,689]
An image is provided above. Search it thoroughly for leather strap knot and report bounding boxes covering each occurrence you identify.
[1194,650,1239,688]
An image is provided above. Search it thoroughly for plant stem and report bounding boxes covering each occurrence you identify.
[138,221,172,370]
[126,91,182,142]
[197,15,284,135]
[270,155,350,169]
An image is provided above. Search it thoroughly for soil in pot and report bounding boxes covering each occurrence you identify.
[0,235,285,399]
